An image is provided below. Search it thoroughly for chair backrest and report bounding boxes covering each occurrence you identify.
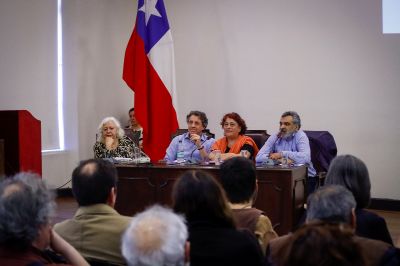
[244,130,270,149]
[304,130,337,174]
[124,128,141,147]
[171,129,215,140]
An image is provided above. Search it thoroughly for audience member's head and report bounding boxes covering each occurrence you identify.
[72,158,118,207]
[220,157,257,204]
[97,116,125,142]
[306,185,356,226]
[122,205,188,266]
[325,154,371,209]
[0,172,55,251]
[282,222,365,266]
[172,170,235,228]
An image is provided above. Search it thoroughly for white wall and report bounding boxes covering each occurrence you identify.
[168,0,400,200]
[0,0,58,150]
[0,0,399,200]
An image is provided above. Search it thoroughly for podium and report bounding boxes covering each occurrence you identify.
[0,110,42,177]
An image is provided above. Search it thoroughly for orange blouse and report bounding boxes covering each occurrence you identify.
[211,135,259,157]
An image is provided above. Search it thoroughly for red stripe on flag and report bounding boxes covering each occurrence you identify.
[123,27,178,161]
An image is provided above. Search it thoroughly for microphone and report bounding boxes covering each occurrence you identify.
[272,131,283,153]
[189,134,209,163]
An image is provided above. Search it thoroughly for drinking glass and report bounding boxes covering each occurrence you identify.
[214,150,221,165]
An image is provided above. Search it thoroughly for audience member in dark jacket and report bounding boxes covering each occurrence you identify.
[173,170,265,266]
[325,154,393,245]
[267,186,396,266]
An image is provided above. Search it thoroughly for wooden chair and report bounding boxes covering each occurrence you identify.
[244,130,270,149]
[304,130,337,188]
[123,128,142,147]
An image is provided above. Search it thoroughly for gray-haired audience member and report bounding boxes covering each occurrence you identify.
[0,173,88,266]
[306,184,356,224]
[122,205,189,266]
[325,154,393,245]
[267,185,397,266]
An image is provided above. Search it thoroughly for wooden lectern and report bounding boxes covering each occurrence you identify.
[0,110,42,176]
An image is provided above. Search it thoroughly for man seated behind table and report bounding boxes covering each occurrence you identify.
[255,111,316,192]
[54,159,131,265]
[125,107,143,149]
[220,157,278,254]
[164,110,215,163]
[94,116,136,159]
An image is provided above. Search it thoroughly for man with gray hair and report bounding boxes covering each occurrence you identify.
[306,184,356,224]
[267,185,396,266]
[122,205,189,266]
[256,111,316,193]
[0,173,88,265]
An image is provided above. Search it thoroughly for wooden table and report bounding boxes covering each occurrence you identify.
[115,163,307,235]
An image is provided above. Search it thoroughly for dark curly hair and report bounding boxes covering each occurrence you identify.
[220,112,247,135]
[186,110,208,128]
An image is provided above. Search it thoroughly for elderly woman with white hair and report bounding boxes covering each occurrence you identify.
[94,116,136,158]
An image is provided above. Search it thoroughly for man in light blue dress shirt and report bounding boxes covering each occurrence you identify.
[164,111,215,163]
[256,111,317,193]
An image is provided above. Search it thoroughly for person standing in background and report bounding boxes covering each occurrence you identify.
[126,108,143,149]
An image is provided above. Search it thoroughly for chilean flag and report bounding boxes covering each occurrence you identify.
[123,0,179,161]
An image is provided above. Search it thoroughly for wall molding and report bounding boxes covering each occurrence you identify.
[369,198,400,212]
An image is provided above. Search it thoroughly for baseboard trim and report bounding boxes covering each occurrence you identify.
[369,198,400,211]
[56,188,73,197]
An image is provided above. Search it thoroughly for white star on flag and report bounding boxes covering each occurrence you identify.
[139,0,162,25]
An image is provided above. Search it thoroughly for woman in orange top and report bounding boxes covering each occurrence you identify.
[209,112,259,161]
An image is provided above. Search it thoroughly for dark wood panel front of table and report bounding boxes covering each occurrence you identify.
[115,163,307,235]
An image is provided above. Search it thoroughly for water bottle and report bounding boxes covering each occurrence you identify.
[176,140,185,163]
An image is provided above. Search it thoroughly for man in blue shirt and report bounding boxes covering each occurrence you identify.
[164,111,215,163]
[256,111,317,193]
